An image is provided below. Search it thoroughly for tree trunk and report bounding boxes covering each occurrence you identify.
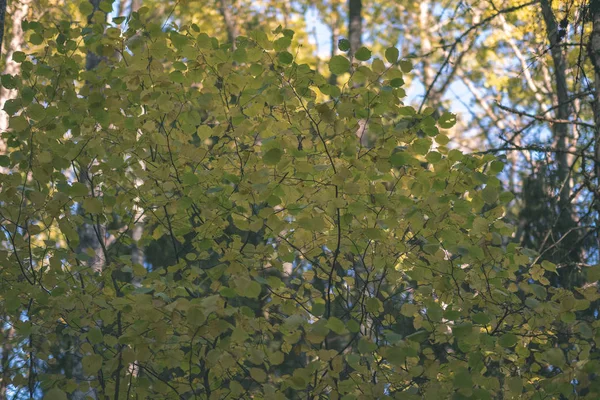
[540,0,573,206]
[348,0,361,58]
[130,0,143,13]
[1,0,30,147]
[419,0,433,91]
[539,0,580,286]
[0,0,6,56]
[590,0,600,183]
[588,0,600,262]
[217,0,238,49]
[347,0,368,146]
[328,19,339,85]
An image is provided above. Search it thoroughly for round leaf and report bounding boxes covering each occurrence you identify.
[354,46,371,61]
[329,55,351,75]
[338,38,350,52]
[385,47,399,63]
[263,148,283,165]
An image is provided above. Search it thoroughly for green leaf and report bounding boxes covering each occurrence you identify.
[250,367,267,382]
[99,0,113,13]
[454,368,473,389]
[82,198,103,214]
[278,51,293,64]
[44,388,68,400]
[366,298,382,314]
[385,47,399,63]
[481,186,499,204]
[499,191,515,203]
[329,55,351,75]
[358,338,377,353]
[498,333,518,348]
[82,354,102,374]
[12,51,25,63]
[70,183,89,197]
[390,77,404,88]
[347,319,360,333]
[88,328,103,345]
[543,348,565,367]
[507,377,523,394]
[245,281,262,298]
[389,152,409,166]
[399,60,413,72]
[489,160,505,174]
[405,330,429,343]
[327,317,347,334]
[338,38,351,52]
[79,1,94,15]
[274,37,291,51]
[438,112,457,129]
[263,148,283,165]
[530,284,546,299]
[354,47,371,61]
[541,260,557,273]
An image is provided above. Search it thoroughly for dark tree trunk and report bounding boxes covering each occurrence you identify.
[540,0,573,207]
[537,0,581,287]
[590,0,600,185]
[348,0,361,58]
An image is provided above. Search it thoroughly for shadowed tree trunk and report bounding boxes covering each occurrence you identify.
[588,0,600,270]
[537,0,581,287]
[590,0,600,185]
[540,0,573,205]
[348,0,361,58]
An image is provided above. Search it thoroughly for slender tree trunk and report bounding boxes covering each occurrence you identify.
[419,0,433,90]
[590,0,600,183]
[348,0,361,58]
[588,0,600,257]
[540,0,573,206]
[539,0,581,286]
[347,0,367,146]
[0,0,6,56]
[1,0,30,144]
[328,17,339,85]
[217,0,238,49]
[130,0,143,13]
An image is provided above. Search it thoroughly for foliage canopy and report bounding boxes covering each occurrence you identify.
[1,5,599,400]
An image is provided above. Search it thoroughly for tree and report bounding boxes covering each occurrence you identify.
[1,6,600,398]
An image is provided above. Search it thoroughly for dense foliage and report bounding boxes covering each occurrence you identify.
[1,3,600,400]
